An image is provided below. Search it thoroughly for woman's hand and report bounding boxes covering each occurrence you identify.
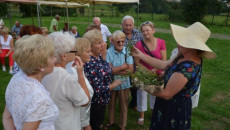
[73,56,84,74]
[131,46,144,58]
[109,79,123,90]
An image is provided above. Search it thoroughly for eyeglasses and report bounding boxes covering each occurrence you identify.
[140,21,155,29]
[116,40,125,44]
[69,51,77,55]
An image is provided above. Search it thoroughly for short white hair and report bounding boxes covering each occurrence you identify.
[72,26,77,30]
[48,32,75,62]
[122,15,134,24]
[93,17,100,21]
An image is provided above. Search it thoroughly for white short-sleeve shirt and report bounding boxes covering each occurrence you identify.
[42,67,89,130]
[100,24,111,42]
[5,70,59,130]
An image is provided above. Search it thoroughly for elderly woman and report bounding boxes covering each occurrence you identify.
[106,30,134,130]
[0,27,14,74]
[65,38,93,130]
[83,30,122,130]
[70,26,81,38]
[134,21,167,125]
[41,27,49,36]
[132,22,216,129]
[3,34,58,129]
[42,32,90,130]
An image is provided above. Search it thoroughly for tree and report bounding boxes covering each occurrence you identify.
[181,0,208,24]
[0,3,8,17]
[19,4,37,17]
[207,0,222,24]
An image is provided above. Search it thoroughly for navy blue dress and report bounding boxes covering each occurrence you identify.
[150,60,202,130]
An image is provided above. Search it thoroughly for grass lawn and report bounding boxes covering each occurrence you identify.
[0,16,230,129]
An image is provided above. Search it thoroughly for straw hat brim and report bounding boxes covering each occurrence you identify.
[170,24,217,59]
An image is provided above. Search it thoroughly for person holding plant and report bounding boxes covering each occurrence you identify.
[106,30,134,130]
[3,34,58,130]
[134,21,167,125]
[0,27,14,74]
[83,30,122,130]
[132,22,216,129]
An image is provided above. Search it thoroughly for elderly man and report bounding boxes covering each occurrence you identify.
[93,17,111,43]
[121,15,143,111]
[11,21,22,39]
[70,26,80,38]
[49,14,60,32]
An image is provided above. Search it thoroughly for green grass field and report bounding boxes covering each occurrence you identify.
[0,15,230,129]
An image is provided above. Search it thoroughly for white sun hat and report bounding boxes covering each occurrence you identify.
[170,22,217,59]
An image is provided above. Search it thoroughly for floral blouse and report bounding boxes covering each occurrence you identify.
[84,55,112,105]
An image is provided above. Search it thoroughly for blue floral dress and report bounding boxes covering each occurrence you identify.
[150,60,202,130]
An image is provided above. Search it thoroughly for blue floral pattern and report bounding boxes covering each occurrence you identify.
[150,60,202,130]
[84,55,112,105]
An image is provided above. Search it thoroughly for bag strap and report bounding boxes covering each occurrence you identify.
[141,40,155,58]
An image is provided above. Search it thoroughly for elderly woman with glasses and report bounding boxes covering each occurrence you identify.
[83,30,122,130]
[42,32,90,130]
[3,34,58,130]
[65,38,94,130]
[134,21,167,125]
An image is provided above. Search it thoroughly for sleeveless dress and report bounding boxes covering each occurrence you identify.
[150,60,202,130]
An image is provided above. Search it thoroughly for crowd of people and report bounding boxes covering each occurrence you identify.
[1,14,216,130]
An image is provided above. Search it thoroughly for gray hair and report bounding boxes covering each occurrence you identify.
[122,15,134,24]
[48,32,75,62]
[93,17,100,21]
[71,26,77,30]
[111,30,126,41]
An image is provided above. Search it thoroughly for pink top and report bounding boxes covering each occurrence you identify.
[135,38,166,74]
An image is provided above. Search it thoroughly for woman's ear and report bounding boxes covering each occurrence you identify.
[60,53,67,62]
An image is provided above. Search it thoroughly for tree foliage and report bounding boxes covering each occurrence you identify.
[181,0,208,23]
[0,3,8,17]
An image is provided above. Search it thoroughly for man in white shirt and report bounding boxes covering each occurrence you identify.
[93,17,111,43]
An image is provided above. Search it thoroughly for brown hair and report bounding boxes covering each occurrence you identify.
[86,24,101,32]
[20,25,42,37]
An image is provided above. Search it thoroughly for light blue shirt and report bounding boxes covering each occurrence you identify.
[106,46,133,90]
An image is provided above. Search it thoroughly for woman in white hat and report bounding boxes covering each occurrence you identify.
[132,22,216,129]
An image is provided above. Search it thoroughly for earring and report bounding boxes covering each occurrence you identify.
[40,68,44,72]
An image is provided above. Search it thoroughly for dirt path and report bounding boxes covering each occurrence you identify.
[63,21,230,40]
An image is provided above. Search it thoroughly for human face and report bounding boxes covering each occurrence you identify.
[91,39,104,57]
[93,19,101,26]
[72,29,77,34]
[79,47,92,63]
[122,19,134,35]
[66,48,77,62]
[43,55,57,75]
[113,37,125,52]
[142,25,155,39]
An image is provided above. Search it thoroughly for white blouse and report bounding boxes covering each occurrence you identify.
[66,62,94,127]
[0,35,12,49]
[5,70,59,130]
[42,67,89,130]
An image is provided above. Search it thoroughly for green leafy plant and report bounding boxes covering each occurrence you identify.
[131,65,164,86]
